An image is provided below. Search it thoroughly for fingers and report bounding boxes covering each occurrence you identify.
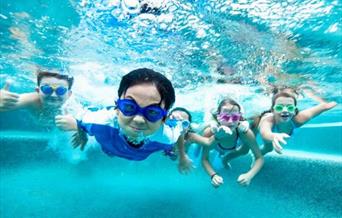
[71,133,80,148]
[222,126,232,135]
[55,115,63,119]
[55,115,64,123]
[211,181,220,187]
[237,174,251,186]
[3,95,19,104]
[211,126,218,134]
[238,179,249,186]
[0,91,19,109]
[2,99,19,108]
[272,141,283,154]
[237,178,246,186]
[178,166,189,174]
[326,101,337,109]
[211,176,223,187]
[4,92,20,99]
[272,133,289,154]
[178,163,194,174]
[281,133,290,138]
[71,132,88,150]
[278,137,287,145]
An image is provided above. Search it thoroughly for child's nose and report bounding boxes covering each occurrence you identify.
[132,114,146,123]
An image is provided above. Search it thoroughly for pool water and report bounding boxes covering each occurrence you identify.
[1,0,342,217]
[1,109,341,218]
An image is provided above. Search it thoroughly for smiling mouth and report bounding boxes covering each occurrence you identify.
[130,126,145,131]
[280,113,290,119]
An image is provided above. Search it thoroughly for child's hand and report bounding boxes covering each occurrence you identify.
[0,81,19,111]
[238,121,249,133]
[214,126,232,139]
[237,173,251,186]
[72,129,88,151]
[211,174,224,188]
[169,113,183,121]
[323,101,337,110]
[178,154,193,174]
[55,115,77,131]
[271,133,290,154]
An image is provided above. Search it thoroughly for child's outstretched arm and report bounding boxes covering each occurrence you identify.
[55,114,78,131]
[176,134,194,174]
[237,130,264,186]
[201,127,224,188]
[201,146,224,188]
[259,115,290,154]
[187,132,216,146]
[0,81,39,112]
[55,114,88,150]
[294,101,337,126]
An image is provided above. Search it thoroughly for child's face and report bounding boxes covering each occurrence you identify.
[217,103,240,128]
[117,83,164,139]
[273,97,296,123]
[37,77,71,106]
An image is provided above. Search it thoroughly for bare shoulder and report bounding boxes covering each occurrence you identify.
[258,113,275,131]
[259,112,274,124]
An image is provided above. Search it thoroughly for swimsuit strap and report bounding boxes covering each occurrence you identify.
[217,129,239,151]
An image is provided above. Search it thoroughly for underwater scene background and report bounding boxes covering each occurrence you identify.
[0,0,341,217]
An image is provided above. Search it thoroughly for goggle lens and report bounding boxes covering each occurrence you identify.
[116,99,166,123]
[273,104,296,113]
[218,113,241,122]
[40,85,68,96]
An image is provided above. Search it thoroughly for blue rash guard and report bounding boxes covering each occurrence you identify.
[77,107,184,161]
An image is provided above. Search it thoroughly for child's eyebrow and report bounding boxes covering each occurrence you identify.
[123,95,162,107]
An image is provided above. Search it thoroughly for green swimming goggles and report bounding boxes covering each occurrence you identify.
[273,104,297,113]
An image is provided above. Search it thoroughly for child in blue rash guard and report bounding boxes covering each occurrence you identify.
[201,98,264,187]
[254,91,337,155]
[56,68,193,173]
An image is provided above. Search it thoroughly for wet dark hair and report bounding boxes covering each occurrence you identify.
[212,97,244,122]
[215,98,241,114]
[271,86,299,96]
[169,107,192,123]
[37,71,74,89]
[118,68,175,110]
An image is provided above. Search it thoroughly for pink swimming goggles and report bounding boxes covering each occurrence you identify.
[218,112,241,122]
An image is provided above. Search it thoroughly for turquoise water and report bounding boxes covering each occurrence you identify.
[1,1,342,218]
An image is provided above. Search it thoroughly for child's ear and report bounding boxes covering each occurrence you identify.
[35,87,39,93]
[68,90,72,97]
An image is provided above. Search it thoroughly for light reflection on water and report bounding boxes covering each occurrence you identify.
[0,0,341,107]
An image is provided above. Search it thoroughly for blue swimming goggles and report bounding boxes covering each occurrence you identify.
[40,85,68,96]
[116,99,167,122]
